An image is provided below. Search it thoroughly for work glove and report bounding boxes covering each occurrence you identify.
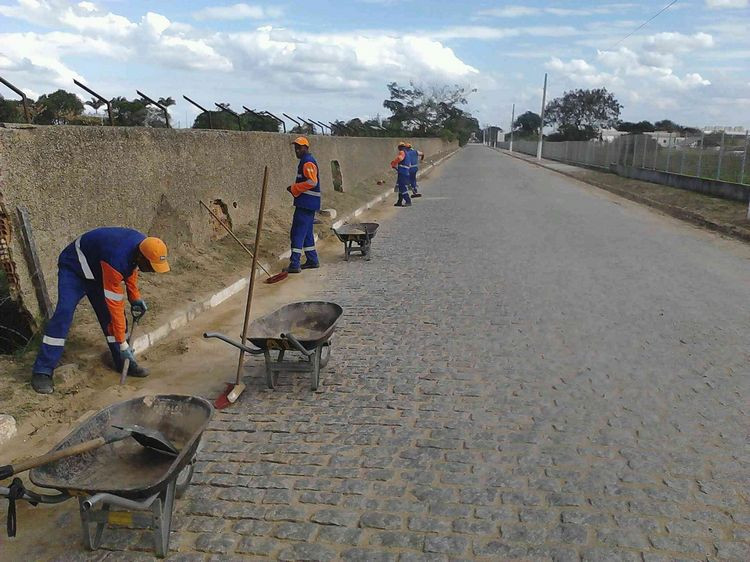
[120,345,136,364]
[130,299,147,318]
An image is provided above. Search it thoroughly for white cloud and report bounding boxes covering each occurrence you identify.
[429,25,578,41]
[478,6,539,18]
[478,3,635,18]
[705,0,748,7]
[192,3,282,21]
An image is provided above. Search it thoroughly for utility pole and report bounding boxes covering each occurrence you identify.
[509,103,515,152]
[536,73,547,160]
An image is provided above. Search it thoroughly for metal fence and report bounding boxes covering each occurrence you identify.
[498,133,750,186]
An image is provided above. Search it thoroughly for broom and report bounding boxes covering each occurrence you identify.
[214,166,269,409]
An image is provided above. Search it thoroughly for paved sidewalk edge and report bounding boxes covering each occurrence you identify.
[496,148,750,245]
[132,148,460,356]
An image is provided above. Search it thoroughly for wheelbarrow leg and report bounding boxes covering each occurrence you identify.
[78,498,109,551]
[344,241,350,261]
[311,346,321,391]
[264,350,278,389]
[152,479,176,558]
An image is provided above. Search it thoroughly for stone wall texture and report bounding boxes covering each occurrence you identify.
[0,125,455,319]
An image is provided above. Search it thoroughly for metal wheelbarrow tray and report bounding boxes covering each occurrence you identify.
[1,395,212,558]
[205,301,343,390]
[332,222,379,260]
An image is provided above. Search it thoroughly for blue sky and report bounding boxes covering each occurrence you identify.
[1,0,749,129]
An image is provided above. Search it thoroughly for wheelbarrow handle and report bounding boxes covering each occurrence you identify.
[281,332,313,357]
[203,332,264,354]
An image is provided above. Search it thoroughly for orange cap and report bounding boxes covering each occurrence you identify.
[405,142,412,148]
[398,140,407,147]
[139,237,170,273]
[292,136,310,147]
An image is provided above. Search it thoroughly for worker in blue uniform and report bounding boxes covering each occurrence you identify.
[391,141,412,207]
[285,136,321,273]
[405,142,424,198]
[30,229,170,394]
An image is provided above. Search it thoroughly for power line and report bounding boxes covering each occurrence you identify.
[608,0,679,49]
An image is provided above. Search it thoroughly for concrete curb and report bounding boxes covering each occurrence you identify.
[132,148,460,356]
[497,148,750,245]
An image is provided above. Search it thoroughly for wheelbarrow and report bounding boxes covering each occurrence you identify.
[205,301,343,391]
[332,223,379,261]
[0,395,213,558]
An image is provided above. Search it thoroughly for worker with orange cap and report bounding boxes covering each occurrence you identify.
[391,141,412,207]
[31,228,170,394]
[285,136,321,273]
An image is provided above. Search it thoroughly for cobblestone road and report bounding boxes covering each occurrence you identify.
[60,146,750,560]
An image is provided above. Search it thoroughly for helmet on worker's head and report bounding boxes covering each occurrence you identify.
[139,237,170,273]
[292,136,310,147]
[398,140,407,148]
[405,142,412,148]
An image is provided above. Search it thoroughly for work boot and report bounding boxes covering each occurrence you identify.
[128,363,149,378]
[404,202,412,207]
[301,261,320,270]
[31,373,54,394]
[284,265,301,274]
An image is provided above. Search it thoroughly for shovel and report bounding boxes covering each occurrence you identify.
[0,424,179,480]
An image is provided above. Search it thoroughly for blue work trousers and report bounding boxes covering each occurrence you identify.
[409,168,419,193]
[289,207,318,268]
[395,172,412,204]
[32,255,122,375]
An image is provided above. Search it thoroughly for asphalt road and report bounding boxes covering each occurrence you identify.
[25,145,750,560]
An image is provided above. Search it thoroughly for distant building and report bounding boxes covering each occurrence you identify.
[702,126,747,135]
[599,129,628,143]
[644,131,685,147]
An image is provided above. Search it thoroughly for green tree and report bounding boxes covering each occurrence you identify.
[382,81,479,145]
[33,89,84,125]
[544,88,622,141]
[0,95,24,123]
[191,105,279,131]
[111,96,149,126]
[616,120,655,134]
[513,111,542,138]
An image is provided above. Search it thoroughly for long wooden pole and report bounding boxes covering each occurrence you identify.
[234,166,269,385]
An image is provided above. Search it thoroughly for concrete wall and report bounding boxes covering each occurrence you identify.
[0,126,455,319]
[613,164,750,203]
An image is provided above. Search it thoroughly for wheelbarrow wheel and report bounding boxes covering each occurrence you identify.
[319,343,331,369]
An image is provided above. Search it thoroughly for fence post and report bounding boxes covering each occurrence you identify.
[605,139,611,168]
[679,143,686,175]
[631,136,637,167]
[716,130,725,181]
[741,131,749,185]
[665,133,673,173]
[652,139,659,169]
[697,131,704,178]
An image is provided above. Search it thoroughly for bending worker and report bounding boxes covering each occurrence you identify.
[285,136,321,273]
[406,142,424,198]
[391,141,412,207]
[31,228,170,394]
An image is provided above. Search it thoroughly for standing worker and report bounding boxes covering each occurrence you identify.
[285,136,321,273]
[391,141,412,207]
[30,228,170,394]
[405,142,424,198]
